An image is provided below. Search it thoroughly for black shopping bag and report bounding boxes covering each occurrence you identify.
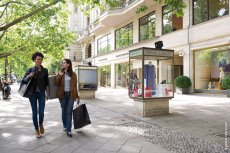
[73,102,91,129]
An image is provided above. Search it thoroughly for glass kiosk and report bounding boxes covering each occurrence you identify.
[75,65,98,99]
[129,47,174,116]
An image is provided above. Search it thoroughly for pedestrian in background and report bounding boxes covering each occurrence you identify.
[0,77,3,99]
[21,52,49,138]
[55,58,79,137]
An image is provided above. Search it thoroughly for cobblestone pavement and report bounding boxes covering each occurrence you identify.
[0,84,228,153]
[84,88,230,153]
[87,105,225,153]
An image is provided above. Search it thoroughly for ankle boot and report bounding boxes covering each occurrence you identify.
[35,130,41,138]
[39,124,44,134]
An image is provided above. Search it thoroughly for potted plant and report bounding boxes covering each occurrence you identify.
[222,77,230,97]
[174,76,192,94]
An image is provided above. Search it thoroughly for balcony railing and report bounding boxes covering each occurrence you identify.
[109,0,125,10]
[100,0,126,15]
[99,0,140,16]
[128,0,136,5]
[89,0,140,31]
[78,27,89,39]
[89,19,100,31]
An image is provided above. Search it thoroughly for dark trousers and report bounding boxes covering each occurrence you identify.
[29,91,46,130]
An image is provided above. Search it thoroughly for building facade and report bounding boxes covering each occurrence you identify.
[77,0,230,93]
[66,1,82,68]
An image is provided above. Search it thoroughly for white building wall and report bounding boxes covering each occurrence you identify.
[77,0,230,91]
[133,18,139,44]
[66,1,83,65]
[155,3,163,37]
[189,16,230,45]
[183,0,191,29]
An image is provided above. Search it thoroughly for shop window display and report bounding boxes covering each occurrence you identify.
[116,63,129,88]
[98,65,111,87]
[129,47,174,99]
[194,45,230,91]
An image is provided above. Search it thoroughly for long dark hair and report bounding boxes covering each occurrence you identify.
[63,58,73,77]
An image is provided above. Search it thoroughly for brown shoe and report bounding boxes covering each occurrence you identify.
[39,124,44,134]
[35,130,41,138]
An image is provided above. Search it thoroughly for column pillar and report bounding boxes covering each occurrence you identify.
[111,63,115,88]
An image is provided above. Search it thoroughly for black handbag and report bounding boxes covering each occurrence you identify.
[18,78,33,98]
[73,100,91,129]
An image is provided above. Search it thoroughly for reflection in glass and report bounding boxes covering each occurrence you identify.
[98,65,111,87]
[116,62,129,88]
[115,23,133,49]
[97,34,111,55]
[79,70,97,90]
[76,66,98,90]
[162,5,183,34]
[143,59,173,98]
[139,12,156,41]
[193,0,229,25]
[129,48,174,99]
[194,45,230,91]
[129,59,142,97]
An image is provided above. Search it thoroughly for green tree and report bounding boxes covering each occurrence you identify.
[0,0,186,78]
[0,0,186,57]
[0,0,76,78]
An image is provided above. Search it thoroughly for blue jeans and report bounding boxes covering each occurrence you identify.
[29,91,46,130]
[60,94,74,132]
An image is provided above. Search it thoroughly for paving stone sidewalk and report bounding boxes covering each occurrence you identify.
[0,84,170,153]
[0,84,228,153]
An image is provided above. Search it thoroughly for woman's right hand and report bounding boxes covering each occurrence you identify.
[28,72,35,77]
[58,70,64,76]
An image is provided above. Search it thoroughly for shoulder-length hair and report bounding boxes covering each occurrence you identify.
[31,52,44,61]
[63,58,73,77]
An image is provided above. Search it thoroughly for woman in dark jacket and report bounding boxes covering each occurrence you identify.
[21,52,49,138]
[55,58,79,137]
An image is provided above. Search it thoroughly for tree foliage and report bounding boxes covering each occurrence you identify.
[73,0,186,17]
[0,0,75,78]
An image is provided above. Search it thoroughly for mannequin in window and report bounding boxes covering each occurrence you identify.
[144,61,156,96]
[219,58,226,70]
[208,82,215,89]
[128,70,139,97]
[224,59,230,72]
[219,67,225,82]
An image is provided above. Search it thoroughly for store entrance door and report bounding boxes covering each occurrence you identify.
[101,71,106,87]
[174,65,183,79]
